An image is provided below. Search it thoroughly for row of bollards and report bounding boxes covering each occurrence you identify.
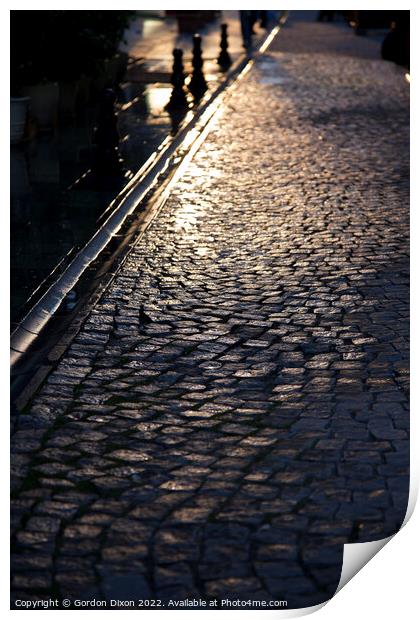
[93,24,232,175]
[167,23,232,110]
[166,35,205,110]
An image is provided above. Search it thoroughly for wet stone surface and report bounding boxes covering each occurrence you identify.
[11,18,409,611]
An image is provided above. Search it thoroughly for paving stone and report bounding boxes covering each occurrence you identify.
[10,12,409,610]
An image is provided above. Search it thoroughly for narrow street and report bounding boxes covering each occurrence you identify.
[11,10,265,327]
[11,12,409,610]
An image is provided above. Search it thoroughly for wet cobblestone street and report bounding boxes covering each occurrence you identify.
[11,14,409,610]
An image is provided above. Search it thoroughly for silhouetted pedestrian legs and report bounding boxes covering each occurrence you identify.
[240,10,254,49]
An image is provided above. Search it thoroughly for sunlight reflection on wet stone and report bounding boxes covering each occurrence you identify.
[11,16,408,611]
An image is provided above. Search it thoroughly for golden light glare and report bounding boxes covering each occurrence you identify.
[146,86,173,112]
[174,203,200,231]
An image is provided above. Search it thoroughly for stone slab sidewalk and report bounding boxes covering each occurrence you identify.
[11,12,409,610]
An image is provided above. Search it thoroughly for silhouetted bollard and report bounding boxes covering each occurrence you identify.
[188,34,207,102]
[93,88,120,173]
[165,48,188,111]
[217,23,232,70]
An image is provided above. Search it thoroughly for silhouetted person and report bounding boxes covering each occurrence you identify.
[240,10,258,49]
[381,11,410,68]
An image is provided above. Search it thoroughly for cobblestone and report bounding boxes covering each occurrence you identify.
[10,12,409,611]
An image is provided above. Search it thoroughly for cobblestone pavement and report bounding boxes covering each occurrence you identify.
[11,13,409,610]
